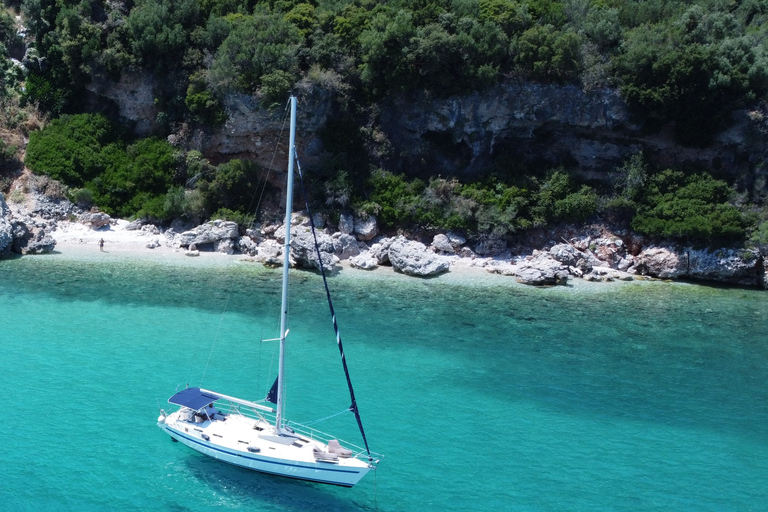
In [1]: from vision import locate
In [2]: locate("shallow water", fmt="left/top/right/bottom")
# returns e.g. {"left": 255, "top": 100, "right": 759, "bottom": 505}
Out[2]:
{"left": 1, "top": 252, "right": 767, "bottom": 511}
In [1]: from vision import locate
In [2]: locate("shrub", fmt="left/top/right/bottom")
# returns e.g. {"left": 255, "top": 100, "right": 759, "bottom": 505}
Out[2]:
{"left": 25, "top": 113, "right": 118, "bottom": 186}
{"left": 631, "top": 170, "right": 748, "bottom": 243}
{"left": 185, "top": 73, "right": 227, "bottom": 126}
{"left": 70, "top": 187, "right": 94, "bottom": 208}
{"left": 211, "top": 207, "right": 254, "bottom": 230}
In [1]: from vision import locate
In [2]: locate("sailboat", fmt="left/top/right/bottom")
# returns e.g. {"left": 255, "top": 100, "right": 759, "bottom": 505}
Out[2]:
{"left": 157, "top": 97, "right": 378, "bottom": 487}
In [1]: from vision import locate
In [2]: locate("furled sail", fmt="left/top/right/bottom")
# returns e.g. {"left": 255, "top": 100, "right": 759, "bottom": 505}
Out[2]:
{"left": 266, "top": 377, "right": 279, "bottom": 404}
{"left": 295, "top": 158, "right": 372, "bottom": 458}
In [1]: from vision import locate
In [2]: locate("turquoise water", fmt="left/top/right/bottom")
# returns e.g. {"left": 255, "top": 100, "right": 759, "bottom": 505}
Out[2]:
{"left": 1, "top": 252, "right": 767, "bottom": 511}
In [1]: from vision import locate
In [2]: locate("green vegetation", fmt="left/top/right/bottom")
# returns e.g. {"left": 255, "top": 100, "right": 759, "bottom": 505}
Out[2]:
{"left": 16, "top": 0, "right": 768, "bottom": 136}
{"left": 25, "top": 114, "right": 180, "bottom": 218}
{"left": 24, "top": 113, "right": 279, "bottom": 222}
{"left": 631, "top": 170, "right": 749, "bottom": 243}
{"left": 7, "top": 0, "right": 767, "bottom": 247}
{"left": 361, "top": 169, "right": 598, "bottom": 236}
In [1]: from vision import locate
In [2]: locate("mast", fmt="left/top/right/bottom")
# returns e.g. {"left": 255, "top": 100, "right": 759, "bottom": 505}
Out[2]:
{"left": 275, "top": 96, "right": 297, "bottom": 434}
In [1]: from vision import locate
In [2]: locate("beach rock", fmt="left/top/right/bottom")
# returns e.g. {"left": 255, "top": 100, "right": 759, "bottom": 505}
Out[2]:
{"left": 369, "top": 237, "right": 394, "bottom": 264}
{"left": 177, "top": 220, "right": 239, "bottom": 246}
{"left": 126, "top": 218, "right": 146, "bottom": 231}
{"left": 515, "top": 265, "right": 569, "bottom": 286}
{"left": 549, "top": 243, "right": 583, "bottom": 267}
{"left": 484, "top": 260, "right": 518, "bottom": 276}
{"left": 291, "top": 230, "right": 339, "bottom": 270}
{"left": 140, "top": 224, "right": 161, "bottom": 235}
{"left": 549, "top": 243, "right": 600, "bottom": 272}
{"left": 349, "top": 251, "right": 379, "bottom": 270}
{"left": 488, "top": 250, "right": 568, "bottom": 285}
{"left": 333, "top": 233, "right": 362, "bottom": 259}
{"left": 80, "top": 212, "right": 111, "bottom": 229}
{"left": 0, "top": 217, "right": 13, "bottom": 256}
{"left": 685, "top": 247, "right": 763, "bottom": 286}
{"left": 257, "top": 239, "right": 283, "bottom": 266}
{"left": 0, "top": 192, "right": 9, "bottom": 217}
{"left": 244, "top": 228, "right": 263, "bottom": 244}
{"left": 237, "top": 235, "right": 259, "bottom": 256}
{"left": 632, "top": 247, "right": 684, "bottom": 279}
{"left": 339, "top": 213, "right": 354, "bottom": 235}
{"left": 215, "top": 238, "right": 235, "bottom": 254}
{"left": 585, "top": 266, "right": 633, "bottom": 282}
{"left": 146, "top": 238, "right": 161, "bottom": 249}
{"left": 16, "top": 226, "right": 56, "bottom": 254}
{"left": 762, "top": 263, "right": 768, "bottom": 289}
{"left": 431, "top": 233, "right": 455, "bottom": 253}
{"left": 30, "top": 195, "right": 78, "bottom": 220}
{"left": 591, "top": 236, "right": 627, "bottom": 268}
{"left": 353, "top": 215, "right": 378, "bottom": 241}
{"left": 617, "top": 256, "right": 635, "bottom": 271}
{"left": 387, "top": 236, "right": 450, "bottom": 276}
{"left": 447, "top": 232, "right": 466, "bottom": 248}
{"left": 262, "top": 223, "right": 279, "bottom": 236}
{"left": 273, "top": 212, "right": 311, "bottom": 242}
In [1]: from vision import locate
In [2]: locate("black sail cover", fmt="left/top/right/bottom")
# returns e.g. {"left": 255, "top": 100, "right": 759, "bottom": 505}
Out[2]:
{"left": 266, "top": 376, "right": 279, "bottom": 404}
{"left": 295, "top": 159, "right": 372, "bottom": 458}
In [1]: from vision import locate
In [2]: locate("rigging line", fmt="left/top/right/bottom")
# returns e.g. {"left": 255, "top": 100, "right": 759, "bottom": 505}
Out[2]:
{"left": 298, "top": 408, "right": 351, "bottom": 426}
{"left": 199, "top": 290, "right": 234, "bottom": 387}
{"left": 246, "top": 99, "right": 292, "bottom": 228}
{"left": 184, "top": 351, "right": 197, "bottom": 388}
{"left": 295, "top": 153, "right": 373, "bottom": 459}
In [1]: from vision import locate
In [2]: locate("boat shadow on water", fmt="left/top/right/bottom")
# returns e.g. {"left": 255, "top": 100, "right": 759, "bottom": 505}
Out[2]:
{"left": 179, "top": 455, "right": 375, "bottom": 512}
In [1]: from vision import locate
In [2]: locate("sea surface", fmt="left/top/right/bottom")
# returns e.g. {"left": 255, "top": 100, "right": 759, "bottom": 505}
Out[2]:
{"left": 1, "top": 250, "right": 767, "bottom": 511}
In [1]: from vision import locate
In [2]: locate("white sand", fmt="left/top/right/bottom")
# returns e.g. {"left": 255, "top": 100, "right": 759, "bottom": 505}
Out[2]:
{"left": 48, "top": 220, "right": 248, "bottom": 269}
{"left": 46, "top": 221, "right": 644, "bottom": 291}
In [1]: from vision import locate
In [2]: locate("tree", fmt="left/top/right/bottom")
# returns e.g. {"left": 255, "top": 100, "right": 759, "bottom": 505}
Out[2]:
{"left": 209, "top": 10, "right": 302, "bottom": 93}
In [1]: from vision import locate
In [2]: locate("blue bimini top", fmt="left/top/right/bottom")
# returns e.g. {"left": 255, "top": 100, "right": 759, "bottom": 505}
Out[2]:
{"left": 168, "top": 387, "right": 221, "bottom": 411}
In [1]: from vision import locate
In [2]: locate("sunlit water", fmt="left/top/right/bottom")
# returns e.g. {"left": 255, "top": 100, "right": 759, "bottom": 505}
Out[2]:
{"left": 1, "top": 250, "right": 767, "bottom": 511}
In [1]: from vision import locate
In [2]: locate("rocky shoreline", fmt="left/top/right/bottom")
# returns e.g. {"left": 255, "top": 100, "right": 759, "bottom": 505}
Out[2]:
{"left": 2, "top": 190, "right": 766, "bottom": 288}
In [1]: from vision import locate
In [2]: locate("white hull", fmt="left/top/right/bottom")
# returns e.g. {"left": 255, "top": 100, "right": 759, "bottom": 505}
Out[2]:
{"left": 159, "top": 410, "right": 371, "bottom": 487}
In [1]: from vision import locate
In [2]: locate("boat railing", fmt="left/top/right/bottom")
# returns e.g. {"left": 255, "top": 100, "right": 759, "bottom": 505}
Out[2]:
{"left": 215, "top": 400, "right": 381, "bottom": 463}
{"left": 284, "top": 420, "right": 381, "bottom": 462}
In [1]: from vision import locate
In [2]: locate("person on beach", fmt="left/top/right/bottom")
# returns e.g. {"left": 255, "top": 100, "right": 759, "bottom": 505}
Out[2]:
{"left": 99, "top": 238, "right": 105, "bottom": 251}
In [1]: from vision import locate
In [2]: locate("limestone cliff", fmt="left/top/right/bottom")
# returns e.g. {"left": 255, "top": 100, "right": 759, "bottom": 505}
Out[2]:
{"left": 85, "top": 72, "right": 768, "bottom": 188}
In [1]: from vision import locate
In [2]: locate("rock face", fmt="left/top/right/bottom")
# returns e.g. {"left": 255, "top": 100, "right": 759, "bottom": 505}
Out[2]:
{"left": 487, "top": 250, "right": 569, "bottom": 286}
{"left": 631, "top": 247, "right": 764, "bottom": 286}
{"left": 349, "top": 251, "right": 379, "bottom": 270}
{"left": 79, "top": 212, "right": 111, "bottom": 229}
{"left": 632, "top": 247, "right": 684, "bottom": 279}
{"left": 353, "top": 215, "right": 378, "bottom": 241}
{"left": 378, "top": 84, "right": 768, "bottom": 181}
{"left": 387, "top": 236, "right": 450, "bottom": 276}
{"left": 333, "top": 233, "right": 362, "bottom": 259}
{"left": 0, "top": 193, "right": 11, "bottom": 256}
{"left": 1, "top": 192, "right": 57, "bottom": 256}
{"left": 291, "top": 230, "right": 339, "bottom": 270}
{"left": 83, "top": 73, "right": 768, "bottom": 185}
{"left": 177, "top": 220, "right": 239, "bottom": 247}
{"left": 86, "top": 69, "right": 158, "bottom": 136}
{"left": 0, "top": 217, "right": 12, "bottom": 256}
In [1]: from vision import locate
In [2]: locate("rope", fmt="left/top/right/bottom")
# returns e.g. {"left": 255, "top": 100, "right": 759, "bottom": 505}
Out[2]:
{"left": 199, "top": 291, "right": 233, "bottom": 387}
{"left": 246, "top": 98, "right": 292, "bottom": 229}
{"left": 299, "top": 408, "right": 351, "bottom": 426}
